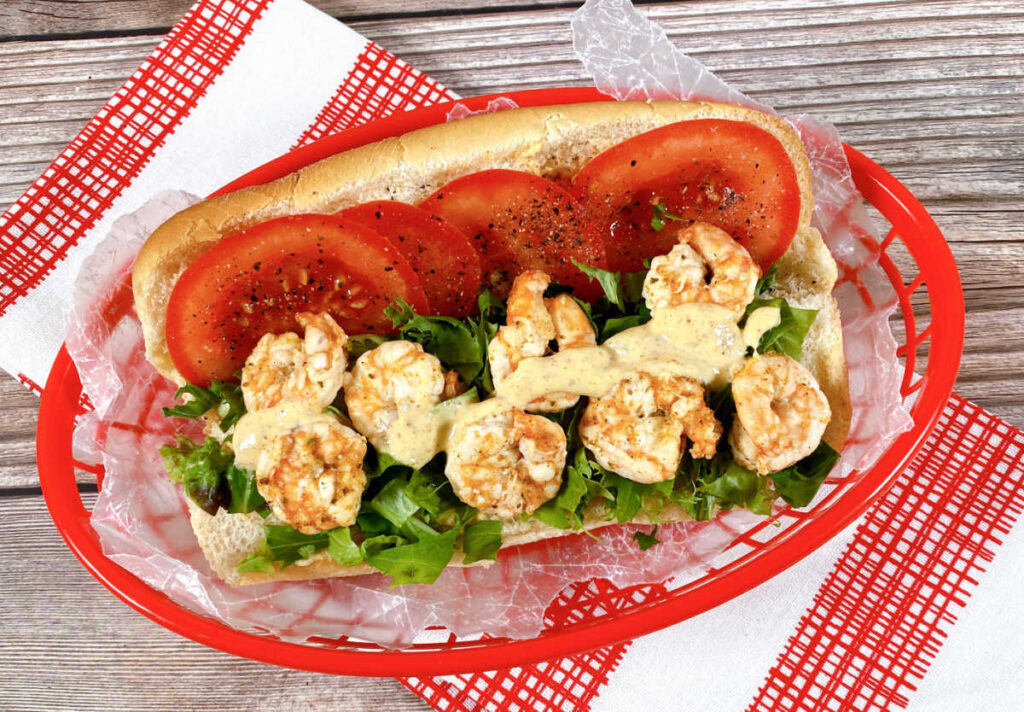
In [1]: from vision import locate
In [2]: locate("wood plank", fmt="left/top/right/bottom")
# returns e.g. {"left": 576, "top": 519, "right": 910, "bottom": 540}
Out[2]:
{"left": 0, "top": 0, "right": 578, "bottom": 39}
{"left": 0, "top": 493, "right": 429, "bottom": 711}
{"left": 3, "top": 0, "right": 1017, "bottom": 40}
{"left": 0, "top": 372, "right": 39, "bottom": 488}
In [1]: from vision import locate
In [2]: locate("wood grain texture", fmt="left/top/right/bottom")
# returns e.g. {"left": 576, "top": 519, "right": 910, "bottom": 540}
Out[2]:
{"left": 0, "top": 0, "right": 586, "bottom": 39}
{"left": 0, "top": 1, "right": 1021, "bottom": 708}
{"left": 0, "top": 372, "right": 39, "bottom": 488}
{"left": 0, "top": 494, "right": 429, "bottom": 712}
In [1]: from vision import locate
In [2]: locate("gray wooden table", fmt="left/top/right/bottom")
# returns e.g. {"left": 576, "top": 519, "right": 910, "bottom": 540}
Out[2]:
{"left": 1, "top": 1, "right": 1021, "bottom": 709}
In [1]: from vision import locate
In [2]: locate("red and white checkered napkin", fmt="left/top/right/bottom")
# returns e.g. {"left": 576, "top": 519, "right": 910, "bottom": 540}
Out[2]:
{"left": 0, "top": 0, "right": 453, "bottom": 391}
{"left": 404, "top": 395, "right": 1024, "bottom": 711}
{"left": 6, "top": 0, "right": 1024, "bottom": 708}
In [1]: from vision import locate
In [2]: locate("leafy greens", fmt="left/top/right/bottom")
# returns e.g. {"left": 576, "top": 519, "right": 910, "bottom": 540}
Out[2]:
{"left": 385, "top": 295, "right": 507, "bottom": 396}
{"left": 162, "top": 251, "right": 839, "bottom": 583}
{"left": 238, "top": 457, "right": 504, "bottom": 586}
{"left": 159, "top": 436, "right": 267, "bottom": 516}
{"left": 743, "top": 298, "right": 818, "bottom": 361}
{"left": 162, "top": 379, "right": 246, "bottom": 432}
{"left": 571, "top": 261, "right": 651, "bottom": 342}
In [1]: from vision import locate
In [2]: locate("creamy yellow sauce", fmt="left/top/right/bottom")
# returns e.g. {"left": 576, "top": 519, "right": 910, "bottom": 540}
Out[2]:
{"left": 381, "top": 390, "right": 481, "bottom": 468}
{"left": 498, "top": 303, "right": 744, "bottom": 405}
{"left": 232, "top": 401, "right": 330, "bottom": 470}
{"left": 231, "top": 303, "right": 783, "bottom": 471}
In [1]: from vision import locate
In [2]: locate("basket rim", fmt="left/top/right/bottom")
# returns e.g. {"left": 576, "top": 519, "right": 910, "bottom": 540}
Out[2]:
{"left": 36, "top": 87, "right": 964, "bottom": 677}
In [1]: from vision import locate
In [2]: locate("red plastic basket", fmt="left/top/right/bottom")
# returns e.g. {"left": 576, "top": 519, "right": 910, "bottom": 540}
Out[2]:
{"left": 36, "top": 88, "right": 964, "bottom": 676}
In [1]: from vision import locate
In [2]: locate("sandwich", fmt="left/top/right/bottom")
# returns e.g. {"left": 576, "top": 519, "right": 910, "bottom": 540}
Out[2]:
{"left": 134, "top": 100, "right": 850, "bottom": 586}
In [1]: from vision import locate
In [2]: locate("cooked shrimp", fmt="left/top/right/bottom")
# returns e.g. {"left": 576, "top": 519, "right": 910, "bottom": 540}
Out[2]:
{"left": 254, "top": 413, "right": 367, "bottom": 534}
{"left": 442, "top": 371, "right": 466, "bottom": 401}
{"left": 488, "top": 271, "right": 597, "bottom": 412}
{"left": 241, "top": 312, "right": 348, "bottom": 412}
{"left": 729, "top": 353, "right": 831, "bottom": 474}
{"left": 580, "top": 371, "right": 722, "bottom": 484}
{"left": 547, "top": 293, "right": 597, "bottom": 349}
{"left": 344, "top": 340, "right": 445, "bottom": 452}
{"left": 642, "top": 222, "right": 759, "bottom": 320}
{"left": 445, "top": 405, "right": 567, "bottom": 520}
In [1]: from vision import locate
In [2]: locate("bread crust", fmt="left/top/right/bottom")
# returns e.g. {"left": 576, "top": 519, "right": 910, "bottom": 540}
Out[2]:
{"left": 135, "top": 100, "right": 850, "bottom": 585}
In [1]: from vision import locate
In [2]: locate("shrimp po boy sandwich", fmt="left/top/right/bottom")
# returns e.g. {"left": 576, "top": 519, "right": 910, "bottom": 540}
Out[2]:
{"left": 134, "top": 100, "right": 850, "bottom": 586}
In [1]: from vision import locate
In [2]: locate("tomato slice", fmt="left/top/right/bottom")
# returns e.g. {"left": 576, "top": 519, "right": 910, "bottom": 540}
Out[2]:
{"left": 338, "top": 201, "right": 481, "bottom": 318}
{"left": 422, "top": 169, "right": 609, "bottom": 301}
{"left": 166, "top": 214, "right": 429, "bottom": 385}
{"left": 574, "top": 119, "right": 801, "bottom": 272}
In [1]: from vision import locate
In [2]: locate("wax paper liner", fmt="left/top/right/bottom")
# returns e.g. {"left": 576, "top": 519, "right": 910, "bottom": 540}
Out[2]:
{"left": 66, "top": 0, "right": 911, "bottom": 649}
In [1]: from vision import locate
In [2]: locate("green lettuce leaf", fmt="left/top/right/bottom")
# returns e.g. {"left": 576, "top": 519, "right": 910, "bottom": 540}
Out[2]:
{"left": 327, "top": 527, "right": 364, "bottom": 567}
{"left": 226, "top": 463, "right": 267, "bottom": 514}
{"left": 386, "top": 299, "right": 483, "bottom": 384}
{"left": 573, "top": 259, "right": 627, "bottom": 309}
{"left": 602, "top": 472, "right": 673, "bottom": 523}
{"left": 304, "top": 464, "right": 498, "bottom": 584}
{"left": 671, "top": 446, "right": 774, "bottom": 524}
{"left": 160, "top": 436, "right": 268, "bottom": 516}
{"left": 264, "top": 525, "right": 330, "bottom": 567}
{"left": 571, "top": 260, "right": 648, "bottom": 312}
{"left": 531, "top": 458, "right": 590, "bottom": 529}
{"left": 700, "top": 461, "right": 775, "bottom": 516}
{"left": 369, "top": 477, "right": 423, "bottom": 535}
{"left": 364, "top": 450, "right": 407, "bottom": 478}
{"left": 529, "top": 447, "right": 676, "bottom": 530}
{"left": 471, "top": 290, "right": 506, "bottom": 395}
{"left": 477, "top": 289, "right": 507, "bottom": 322}
{"left": 570, "top": 261, "right": 651, "bottom": 343}
{"left": 236, "top": 554, "right": 274, "bottom": 574}
{"left": 347, "top": 334, "right": 389, "bottom": 360}
{"left": 755, "top": 263, "right": 779, "bottom": 294}
{"left": 770, "top": 440, "right": 841, "bottom": 507}
{"left": 363, "top": 527, "right": 459, "bottom": 586}
{"left": 461, "top": 520, "right": 503, "bottom": 564}
{"left": 599, "top": 310, "right": 650, "bottom": 341}
{"left": 406, "top": 466, "right": 456, "bottom": 521}
{"left": 159, "top": 436, "right": 231, "bottom": 515}
{"left": 162, "top": 380, "right": 246, "bottom": 432}
{"left": 744, "top": 297, "right": 818, "bottom": 361}
{"left": 633, "top": 525, "right": 660, "bottom": 550}
{"left": 356, "top": 511, "right": 394, "bottom": 536}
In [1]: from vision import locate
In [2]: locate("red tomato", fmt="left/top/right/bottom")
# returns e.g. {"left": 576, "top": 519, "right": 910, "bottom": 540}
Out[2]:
{"left": 338, "top": 201, "right": 481, "bottom": 317}
{"left": 574, "top": 119, "right": 801, "bottom": 272}
{"left": 422, "top": 169, "right": 609, "bottom": 301}
{"left": 166, "top": 214, "right": 429, "bottom": 385}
